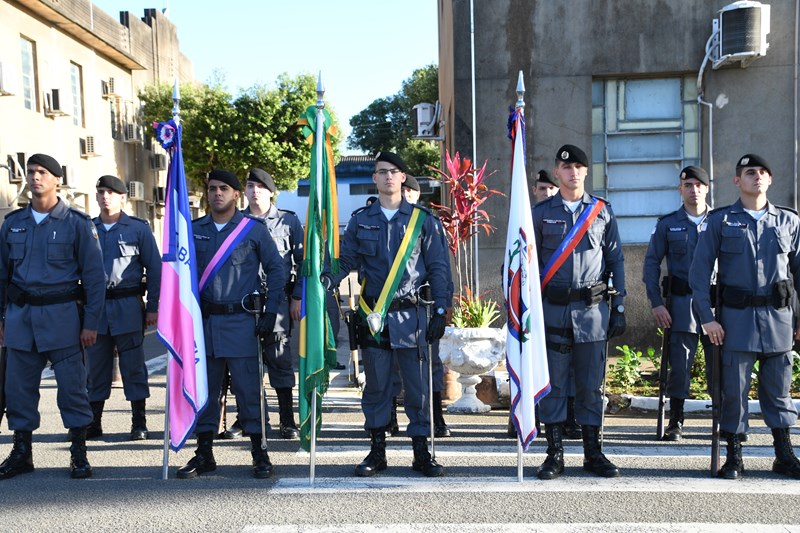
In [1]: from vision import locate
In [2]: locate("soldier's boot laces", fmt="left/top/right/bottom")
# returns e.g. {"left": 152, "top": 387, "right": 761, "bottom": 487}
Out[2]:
{"left": 0, "top": 431, "right": 34, "bottom": 480}
{"left": 68, "top": 427, "right": 92, "bottom": 479}
{"left": 250, "top": 434, "right": 274, "bottom": 479}
{"left": 276, "top": 388, "right": 299, "bottom": 440}
{"left": 433, "top": 391, "right": 451, "bottom": 438}
{"left": 563, "top": 397, "right": 582, "bottom": 440}
{"left": 177, "top": 431, "right": 217, "bottom": 479}
{"left": 771, "top": 427, "right": 800, "bottom": 479}
{"left": 582, "top": 425, "right": 621, "bottom": 478}
{"left": 355, "top": 429, "right": 388, "bottom": 477}
{"left": 663, "top": 397, "right": 684, "bottom": 442}
{"left": 537, "top": 424, "right": 565, "bottom": 480}
{"left": 411, "top": 436, "right": 444, "bottom": 478}
{"left": 130, "top": 399, "right": 149, "bottom": 441}
{"left": 719, "top": 431, "right": 744, "bottom": 480}
{"left": 85, "top": 401, "right": 105, "bottom": 440}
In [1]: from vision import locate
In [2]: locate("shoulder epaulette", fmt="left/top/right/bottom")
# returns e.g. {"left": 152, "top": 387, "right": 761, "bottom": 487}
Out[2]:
{"left": 412, "top": 204, "right": 434, "bottom": 217}
{"left": 278, "top": 208, "right": 297, "bottom": 216}
{"left": 591, "top": 194, "right": 610, "bottom": 205}
{"left": 776, "top": 205, "right": 799, "bottom": 216}
{"left": 656, "top": 208, "right": 681, "bottom": 222}
{"left": 68, "top": 207, "right": 92, "bottom": 220}
{"left": 351, "top": 205, "right": 369, "bottom": 217}
{"left": 243, "top": 213, "right": 262, "bottom": 222}
{"left": 4, "top": 207, "right": 26, "bottom": 219}
{"left": 129, "top": 215, "right": 150, "bottom": 226}
{"left": 708, "top": 204, "right": 732, "bottom": 216}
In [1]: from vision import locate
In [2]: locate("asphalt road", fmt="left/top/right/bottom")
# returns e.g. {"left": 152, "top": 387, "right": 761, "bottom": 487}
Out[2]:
{"left": 2, "top": 327, "right": 800, "bottom": 532}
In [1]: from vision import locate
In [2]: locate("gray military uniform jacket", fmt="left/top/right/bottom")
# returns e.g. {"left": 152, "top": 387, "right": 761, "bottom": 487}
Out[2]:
{"left": 690, "top": 200, "right": 800, "bottom": 353}
{"left": 93, "top": 212, "right": 161, "bottom": 335}
{"left": 643, "top": 206, "right": 709, "bottom": 334}
{"left": 333, "top": 198, "right": 450, "bottom": 349}
{"left": 0, "top": 200, "right": 106, "bottom": 351}
{"left": 532, "top": 192, "right": 625, "bottom": 343}
{"left": 244, "top": 204, "right": 304, "bottom": 333}
{"left": 193, "top": 210, "right": 286, "bottom": 358}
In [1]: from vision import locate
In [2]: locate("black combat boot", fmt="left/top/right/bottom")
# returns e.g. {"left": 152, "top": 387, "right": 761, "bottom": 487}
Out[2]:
{"left": 718, "top": 430, "right": 744, "bottom": 480}
{"left": 276, "top": 388, "right": 299, "bottom": 440}
{"left": 771, "top": 427, "right": 800, "bottom": 479}
{"left": 177, "top": 431, "right": 217, "bottom": 479}
{"left": 582, "top": 425, "right": 621, "bottom": 478}
{"left": 68, "top": 427, "right": 92, "bottom": 479}
{"left": 385, "top": 397, "right": 400, "bottom": 438}
{"left": 663, "top": 397, "right": 684, "bottom": 441}
{"left": 249, "top": 434, "right": 274, "bottom": 479}
{"left": 563, "top": 397, "right": 582, "bottom": 440}
{"left": 0, "top": 431, "right": 34, "bottom": 480}
{"left": 223, "top": 418, "right": 245, "bottom": 439}
{"left": 130, "top": 399, "right": 149, "bottom": 441}
{"left": 538, "top": 424, "right": 565, "bottom": 480}
{"left": 411, "top": 436, "right": 444, "bottom": 477}
{"left": 355, "top": 429, "right": 388, "bottom": 477}
{"left": 85, "top": 401, "right": 105, "bottom": 439}
{"left": 433, "top": 391, "right": 451, "bottom": 438}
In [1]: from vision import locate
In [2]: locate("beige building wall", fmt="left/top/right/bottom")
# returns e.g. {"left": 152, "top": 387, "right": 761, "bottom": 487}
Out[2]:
{"left": 0, "top": 0, "right": 194, "bottom": 243}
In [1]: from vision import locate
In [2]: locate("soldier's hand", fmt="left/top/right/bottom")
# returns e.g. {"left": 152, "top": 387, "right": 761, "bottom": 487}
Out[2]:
{"left": 607, "top": 311, "right": 626, "bottom": 339}
{"left": 80, "top": 328, "right": 98, "bottom": 348}
{"left": 145, "top": 312, "right": 158, "bottom": 327}
{"left": 651, "top": 305, "right": 672, "bottom": 329}
{"left": 290, "top": 298, "right": 302, "bottom": 321}
{"left": 703, "top": 321, "right": 725, "bottom": 346}
{"left": 256, "top": 312, "right": 277, "bottom": 339}
{"left": 426, "top": 314, "right": 446, "bottom": 343}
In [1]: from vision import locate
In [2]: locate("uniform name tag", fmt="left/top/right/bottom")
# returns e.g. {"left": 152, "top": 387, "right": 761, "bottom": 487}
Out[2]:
{"left": 194, "top": 234, "right": 210, "bottom": 241}
{"left": 9, "top": 227, "right": 26, "bottom": 233}
{"left": 358, "top": 224, "right": 380, "bottom": 230}
{"left": 543, "top": 219, "right": 565, "bottom": 225}
{"left": 668, "top": 227, "right": 686, "bottom": 232}
{"left": 725, "top": 221, "right": 747, "bottom": 227}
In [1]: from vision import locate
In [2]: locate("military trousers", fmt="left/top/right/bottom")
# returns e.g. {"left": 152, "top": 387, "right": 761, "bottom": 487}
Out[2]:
{"left": 198, "top": 355, "right": 265, "bottom": 435}
{"left": 362, "top": 344, "right": 429, "bottom": 437}
{"left": 262, "top": 334, "right": 296, "bottom": 390}
{"left": 665, "top": 331, "right": 712, "bottom": 399}
{"left": 6, "top": 345, "right": 92, "bottom": 431}
{"left": 86, "top": 331, "right": 149, "bottom": 402}
{"left": 539, "top": 340, "right": 606, "bottom": 427}
{"left": 720, "top": 349, "right": 798, "bottom": 434}
{"left": 391, "top": 340, "right": 443, "bottom": 396}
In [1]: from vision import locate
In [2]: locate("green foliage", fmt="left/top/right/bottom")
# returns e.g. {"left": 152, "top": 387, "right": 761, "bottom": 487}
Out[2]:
{"left": 451, "top": 288, "right": 499, "bottom": 328}
{"left": 608, "top": 345, "right": 644, "bottom": 393}
{"left": 347, "top": 65, "right": 439, "bottom": 176}
{"left": 139, "top": 73, "right": 338, "bottom": 194}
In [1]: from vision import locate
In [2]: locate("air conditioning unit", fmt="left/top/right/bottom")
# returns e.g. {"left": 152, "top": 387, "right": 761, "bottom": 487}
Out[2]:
{"left": 44, "top": 89, "right": 67, "bottom": 117}
{"left": 128, "top": 180, "right": 145, "bottom": 201}
{"left": 123, "top": 123, "right": 140, "bottom": 143}
{"left": 102, "top": 77, "right": 119, "bottom": 99}
{"left": 150, "top": 153, "right": 167, "bottom": 170}
{"left": 189, "top": 197, "right": 201, "bottom": 208}
{"left": 154, "top": 186, "right": 166, "bottom": 203}
{"left": 713, "top": 1, "right": 771, "bottom": 69}
{"left": 80, "top": 136, "right": 98, "bottom": 158}
{"left": 0, "top": 62, "right": 17, "bottom": 96}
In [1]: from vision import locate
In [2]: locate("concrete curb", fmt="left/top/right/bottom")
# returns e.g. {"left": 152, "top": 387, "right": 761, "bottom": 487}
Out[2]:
{"left": 623, "top": 395, "right": 800, "bottom": 414}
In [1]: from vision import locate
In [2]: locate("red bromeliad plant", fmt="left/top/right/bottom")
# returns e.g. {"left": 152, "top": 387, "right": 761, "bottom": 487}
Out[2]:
{"left": 428, "top": 151, "right": 504, "bottom": 327}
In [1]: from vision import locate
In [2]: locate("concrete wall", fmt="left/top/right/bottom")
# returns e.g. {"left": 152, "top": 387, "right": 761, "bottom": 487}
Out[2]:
{"left": 444, "top": 0, "right": 799, "bottom": 350}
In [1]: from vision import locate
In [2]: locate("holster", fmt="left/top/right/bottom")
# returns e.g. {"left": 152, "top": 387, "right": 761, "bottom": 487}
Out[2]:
{"left": 345, "top": 310, "right": 362, "bottom": 351}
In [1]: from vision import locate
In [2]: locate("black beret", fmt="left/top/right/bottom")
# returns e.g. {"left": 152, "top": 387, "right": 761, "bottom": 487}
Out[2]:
{"left": 679, "top": 166, "right": 709, "bottom": 186}
{"left": 403, "top": 174, "right": 420, "bottom": 191}
{"left": 555, "top": 144, "right": 589, "bottom": 167}
{"left": 207, "top": 169, "right": 241, "bottom": 191}
{"left": 248, "top": 168, "right": 276, "bottom": 192}
{"left": 536, "top": 169, "right": 558, "bottom": 187}
{"left": 736, "top": 153, "right": 772, "bottom": 176}
{"left": 96, "top": 175, "right": 128, "bottom": 194}
{"left": 375, "top": 151, "right": 407, "bottom": 173}
{"left": 27, "top": 153, "right": 62, "bottom": 177}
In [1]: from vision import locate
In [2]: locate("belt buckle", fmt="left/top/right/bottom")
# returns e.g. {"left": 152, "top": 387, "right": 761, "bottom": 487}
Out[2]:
{"left": 225, "top": 303, "right": 236, "bottom": 314}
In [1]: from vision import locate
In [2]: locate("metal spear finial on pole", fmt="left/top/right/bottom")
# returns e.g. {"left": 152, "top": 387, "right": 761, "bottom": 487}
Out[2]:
{"left": 172, "top": 79, "right": 181, "bottom": 125}
{"left": 516, "top": 70, "right": 525, "bottom": 111}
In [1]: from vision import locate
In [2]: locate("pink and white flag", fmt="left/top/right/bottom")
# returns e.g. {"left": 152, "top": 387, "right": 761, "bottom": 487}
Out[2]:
{"left": 503, "top": 108, "right": 550, "bottom": 451}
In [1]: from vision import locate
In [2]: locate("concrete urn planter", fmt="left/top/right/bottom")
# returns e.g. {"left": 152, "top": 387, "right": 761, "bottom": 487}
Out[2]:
{"left": 438, "top": 326, "right": 506, "bottom": 413}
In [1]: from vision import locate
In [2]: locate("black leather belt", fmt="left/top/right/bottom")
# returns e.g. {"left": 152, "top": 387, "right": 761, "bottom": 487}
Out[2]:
{"left": 105, "top": 285, "right": 144, "bottom": 300}
{"left": 546, "top": 340, "right": 572, "bottom": 354}
{"left": 7, "top": 284, "right": 80, "bottom": 306}
{"left": 543, "top": 282, "right": 607, "bottom": 306}
{"left": 362, "top": 295, "right": 418, "bottom": 312}
{"left": 201, "top": 302, "right": 249, "bottom": 316}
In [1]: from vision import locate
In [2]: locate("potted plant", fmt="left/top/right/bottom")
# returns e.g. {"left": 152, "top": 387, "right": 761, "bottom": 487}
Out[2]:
{"left": 428, "top": 151, "right": 506, "bottom": 412}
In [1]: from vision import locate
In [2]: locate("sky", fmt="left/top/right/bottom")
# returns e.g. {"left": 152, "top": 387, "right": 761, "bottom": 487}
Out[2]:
{"left": 90, "top": 0, "right": 439, "bottom": 153}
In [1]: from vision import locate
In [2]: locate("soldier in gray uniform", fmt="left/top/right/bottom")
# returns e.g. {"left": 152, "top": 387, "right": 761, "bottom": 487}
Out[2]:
{"left": 177, "top": 169, "right": 285, "bottom": 479}
{"left": 690, "top": 153, "right": 800, "bottom": 480}
{"left": 322, "top": 151, "right": 450, "bottom": 477}
{"left": 0, "top": 153, "right": 106, "bottom": 480}
{"left": 643, "top": 166, "right": 712, "bottom": 441}
{"left": 533, "top": 145, "right": 626, "bottom": 480}
{"left": 244, "top": 167, "right": 304, "bottom": 439}
{"left": 86, "top": 175, "right": 160, "bottom": 441}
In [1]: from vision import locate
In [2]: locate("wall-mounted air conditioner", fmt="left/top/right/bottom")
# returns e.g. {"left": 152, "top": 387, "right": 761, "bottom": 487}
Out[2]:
{"left": 189, "top": 197, "right": 201, "bottom": 209}
{"left": 128, "top": 180, "right": 145, "bottom": 200}
{"left": 102, "top": 77, "right": 119, "bottom": 99}
{"left": 713, "top": 1, "right": 771, "bottom": 69}
{"left": 44, "top": 89, "right": 67, "bottom": 117}
{"left": 155, "top": 186, "right": 166, "bottom": 204}
{"left": 80, "top": 136, "right": 98, "bottom": 158}
{"left": 123, "top": 123, "right": 140, "bottom": 143}
{"left": 150, "top": 153, "right": 167, "bottom": 170}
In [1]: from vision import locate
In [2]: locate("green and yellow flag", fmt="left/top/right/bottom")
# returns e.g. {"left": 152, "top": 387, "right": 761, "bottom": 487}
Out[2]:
{"left": 297, "top": 105, "right": 339, "bottom": 452}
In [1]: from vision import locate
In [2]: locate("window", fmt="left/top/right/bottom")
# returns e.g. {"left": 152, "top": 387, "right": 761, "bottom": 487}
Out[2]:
{"left": 20, "top": 36, "right": 37, "bottom": 111}
{"left": 70, "top": 62, "right": 84, "bottom": 127}
{"left": 349, "top": 183, "right": 378, "bottom": 196}
{"left": 592, "top": 76, "right": 700, "bottom": 243}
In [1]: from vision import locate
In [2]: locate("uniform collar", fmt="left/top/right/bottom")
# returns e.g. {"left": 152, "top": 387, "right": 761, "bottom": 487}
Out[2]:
{"left": 42, "top": 198, "right": 69, "bottom": 219}
{"left": 730, "top": 198, "right": 777, "bottom": 216}
{"left": 199, "top": 208, "right": 243, "bottom": 227}
{"left": 94, "top": 211, "right": 132, "bottom": 226}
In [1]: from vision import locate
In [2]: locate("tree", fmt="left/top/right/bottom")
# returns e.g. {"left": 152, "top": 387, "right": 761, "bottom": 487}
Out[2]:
{"left": 347, "top": 65, "right": 439, "bottom": 176}
{"left": 139, "top": 73, "right": 339, "bottom": 192}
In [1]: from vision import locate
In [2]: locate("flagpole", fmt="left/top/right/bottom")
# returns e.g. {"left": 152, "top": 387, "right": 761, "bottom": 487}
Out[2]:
{"left": 161, "top": 79, "right": 180, "bottom": 481}
{"left": 309, "top": 71, "right": 325, "bottom": 487}
{"left": 514, "top": 70, "right": 525, "bottom": 483}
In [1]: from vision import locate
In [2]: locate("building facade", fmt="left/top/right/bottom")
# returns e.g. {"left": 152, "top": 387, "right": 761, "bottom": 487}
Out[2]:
{"left": 439, "top": 0, "right": 798, "bottom": 347}
{"left": 0, "top": 0, "right": 194, "bottom": 241}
